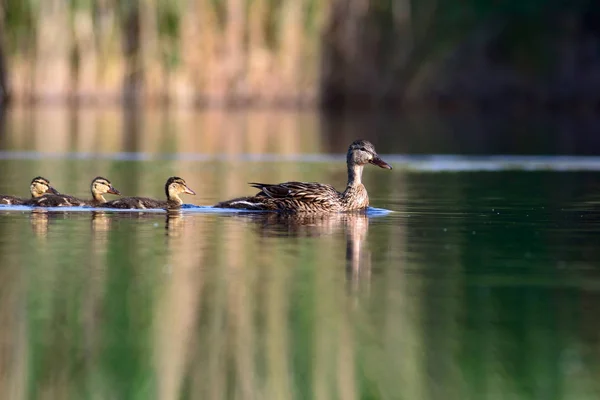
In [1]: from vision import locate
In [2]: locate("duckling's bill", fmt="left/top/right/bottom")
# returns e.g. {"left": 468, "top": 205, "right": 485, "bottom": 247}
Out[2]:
{"left": 184, "top": 185, "right": 196, "bottom": 195}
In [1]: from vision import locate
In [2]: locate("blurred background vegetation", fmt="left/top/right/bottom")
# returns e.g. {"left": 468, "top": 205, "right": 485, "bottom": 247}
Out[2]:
{"left": 0, "top": 0, "right": 599, "bottom": 109}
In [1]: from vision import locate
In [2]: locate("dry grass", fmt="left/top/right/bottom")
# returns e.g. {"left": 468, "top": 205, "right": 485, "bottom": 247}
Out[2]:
{"left": 3, "top": 3, "right": 596, "bottom": 113}
{"left": 1, "top": 0, "right": 341, "bottom": 105}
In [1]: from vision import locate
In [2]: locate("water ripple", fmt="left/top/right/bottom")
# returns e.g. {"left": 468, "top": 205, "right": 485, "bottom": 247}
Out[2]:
{"left": 2, "top": 151, "right": 600, "bottom": 171}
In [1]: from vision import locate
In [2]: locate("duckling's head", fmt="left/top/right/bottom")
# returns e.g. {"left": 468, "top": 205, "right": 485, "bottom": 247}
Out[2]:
{"left": 347, "top": 139, "right": 392, "bottom": 170}
{"left": 30, "top": 176, "right": 59, "bottom": 197}
{"left": 91, "top": 177, "right": 121, "bottom": 201}
{"left": 165, "top": 177, "right": 196, "bottom": 204}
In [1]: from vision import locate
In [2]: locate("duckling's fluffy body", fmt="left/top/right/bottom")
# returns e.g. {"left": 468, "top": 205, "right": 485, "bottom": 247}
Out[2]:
{"left": 102, "top": 177, "right": 195, "bottom": 210}
{"left": 0, "top": 177, "right": 59, "bottom": 205}
{"left": 27, "top": 194, "right": 88, "bottom": 207}
{"left": 0, "top": 194, "right": 31, "bottom": 206}
{"left": 25, "top": 177, "right": 120, "bottom": 207}
{"left": 101, "top": 197, "right": 171, "bottom": 210}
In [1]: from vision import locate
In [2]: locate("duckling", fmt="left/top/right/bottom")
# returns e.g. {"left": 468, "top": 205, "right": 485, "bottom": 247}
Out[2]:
{"left": 101, "top": 177, "right": 196, "bottom": 210}
{"left": 0, "top": 176, "right": 60, "bottom": 205}
{"left": 214, "top": 139, "right": 392, "bottom": 213}
{"left": 25, "top": 177, "right": 120, "bottom": 207}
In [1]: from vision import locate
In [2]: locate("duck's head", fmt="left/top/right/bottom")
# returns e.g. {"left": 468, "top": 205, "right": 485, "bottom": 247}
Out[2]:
{"left": 91, "top": 177, "right": 121, "bottom": 201}
{"left": 165, "top": 177, "right": 196, "bottom": 204}
{"left": 347, "top": 140, "right": 392, "bottom": 170}
{"left": 30, "top": 176, "right": 59, "bottom": 197}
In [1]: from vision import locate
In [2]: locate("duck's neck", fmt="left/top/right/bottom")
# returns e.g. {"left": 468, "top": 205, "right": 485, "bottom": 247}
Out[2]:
{"left": 92, "top": 193, "right": 106, "bottom": 203}
{"left": 347, "top": 163, "right": 364, "bottom": 188}
{"left": 343, "top": 162, "right": 369, "bottom": 209}
{"left": 168, "top": 193, "right": 183, "bottom": 206}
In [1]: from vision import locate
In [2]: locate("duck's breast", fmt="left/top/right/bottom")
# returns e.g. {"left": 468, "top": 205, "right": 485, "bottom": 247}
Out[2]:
{"left": 342, "top": 185, "right": 369, "bottom": 210}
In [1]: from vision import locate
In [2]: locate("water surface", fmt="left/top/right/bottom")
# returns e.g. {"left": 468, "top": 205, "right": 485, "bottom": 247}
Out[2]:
{"left": 1, "top": 109, "right": 600, "bottom": 400}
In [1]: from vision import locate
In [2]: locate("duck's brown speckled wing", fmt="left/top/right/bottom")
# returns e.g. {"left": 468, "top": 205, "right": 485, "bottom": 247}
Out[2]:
{"left": 250, "top": 182, "right": 341, "bottom": 202}
{"left": 103, "top": 197, "right": 167, "bottom": 209}
{"left": 215, "top": 182, "right": 344, "bottom": 212}
{"left": 247, "top": 181, "right": 344, "bottom": 212}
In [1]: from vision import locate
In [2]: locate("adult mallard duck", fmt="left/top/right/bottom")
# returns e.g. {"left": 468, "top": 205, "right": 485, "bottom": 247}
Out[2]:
{"left": 214, "top": 139, "right": 392, "bottom": 213}
{"left": 0, "top": 176, "right": 60, "bottom": 205}
{"left": 101, "top": 177, "right": 196, "bottom": 210}
{"left": 25, "top": 176, "right": 120, "bottom": 207}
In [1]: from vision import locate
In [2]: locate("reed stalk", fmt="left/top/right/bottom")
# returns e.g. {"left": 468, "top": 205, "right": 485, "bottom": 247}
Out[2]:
{"left": 0, "top": 1, "right": 593, "bottom": 107}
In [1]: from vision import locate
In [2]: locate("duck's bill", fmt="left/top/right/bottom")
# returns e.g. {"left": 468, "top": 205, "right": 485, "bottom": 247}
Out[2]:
{"left": 48, "top": 186, "right": 60, "bottom": 195}
{"left": 370, "top": 156, "right": 393, "bottom": 170}
{"left": 184, "top": 185, "right": 196, "bottom": 195}
{"left": 108, "top": 187, "right": 121, "bottom": 195}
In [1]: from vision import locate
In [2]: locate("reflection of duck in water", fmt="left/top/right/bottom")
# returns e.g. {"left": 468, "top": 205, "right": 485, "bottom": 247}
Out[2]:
{"left": 0, "top": 176, "right": 59, "bottom": 205}
{"left": 238, "top": 212, "right": 364, "bottom": 237}
{"left": 102, "top": 177, "right": 196, "bottom": 210}
{"left": 343, "top": 212, "right": 371, "bottom": 285}
{"left": 231, "top": 212, "right": 372, "bottom": 281}
{"left": 214, "top": 140, "right": 392, "bottom": 212}
{"left": 26, "top": 177, "right": 120, "bottom": 207}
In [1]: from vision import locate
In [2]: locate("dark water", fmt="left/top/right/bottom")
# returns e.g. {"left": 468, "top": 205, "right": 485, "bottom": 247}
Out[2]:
{"left": 1, "top": 110, "right": 600, "bottom": 399}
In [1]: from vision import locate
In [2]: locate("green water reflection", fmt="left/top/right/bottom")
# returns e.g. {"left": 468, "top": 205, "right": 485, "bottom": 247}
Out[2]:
{"left": 1, "top": 167, "right": 600, "bottom": 399}
{"left": 1, "top": 107, "right": 598, "bottom": 156}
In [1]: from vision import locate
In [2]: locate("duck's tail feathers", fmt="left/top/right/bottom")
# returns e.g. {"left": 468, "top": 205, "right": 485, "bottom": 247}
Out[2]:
{"left": 214, "top": 197, "right": 271, "bottom": 210}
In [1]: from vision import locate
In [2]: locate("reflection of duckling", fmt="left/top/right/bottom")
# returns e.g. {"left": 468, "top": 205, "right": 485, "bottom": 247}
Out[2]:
{"left": 165, "top": 211, "right": 185, "bottom": 237}
{"left": 102, "top": 177, "right": 196, "bottom": 210}
{"left": 91, "top": 211, "right": 111, "bottom": 233}
{"left": 214, "top": 140, "right": 392, "bottom": 212}
{"left": 0, "top": 176, "right": 59, "bottom": 205}
{"left": 29, "top": 209, "right": 50, "bottom": 236}
{"left": 25, "top": 177, "right": 120, "bottom": 207}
